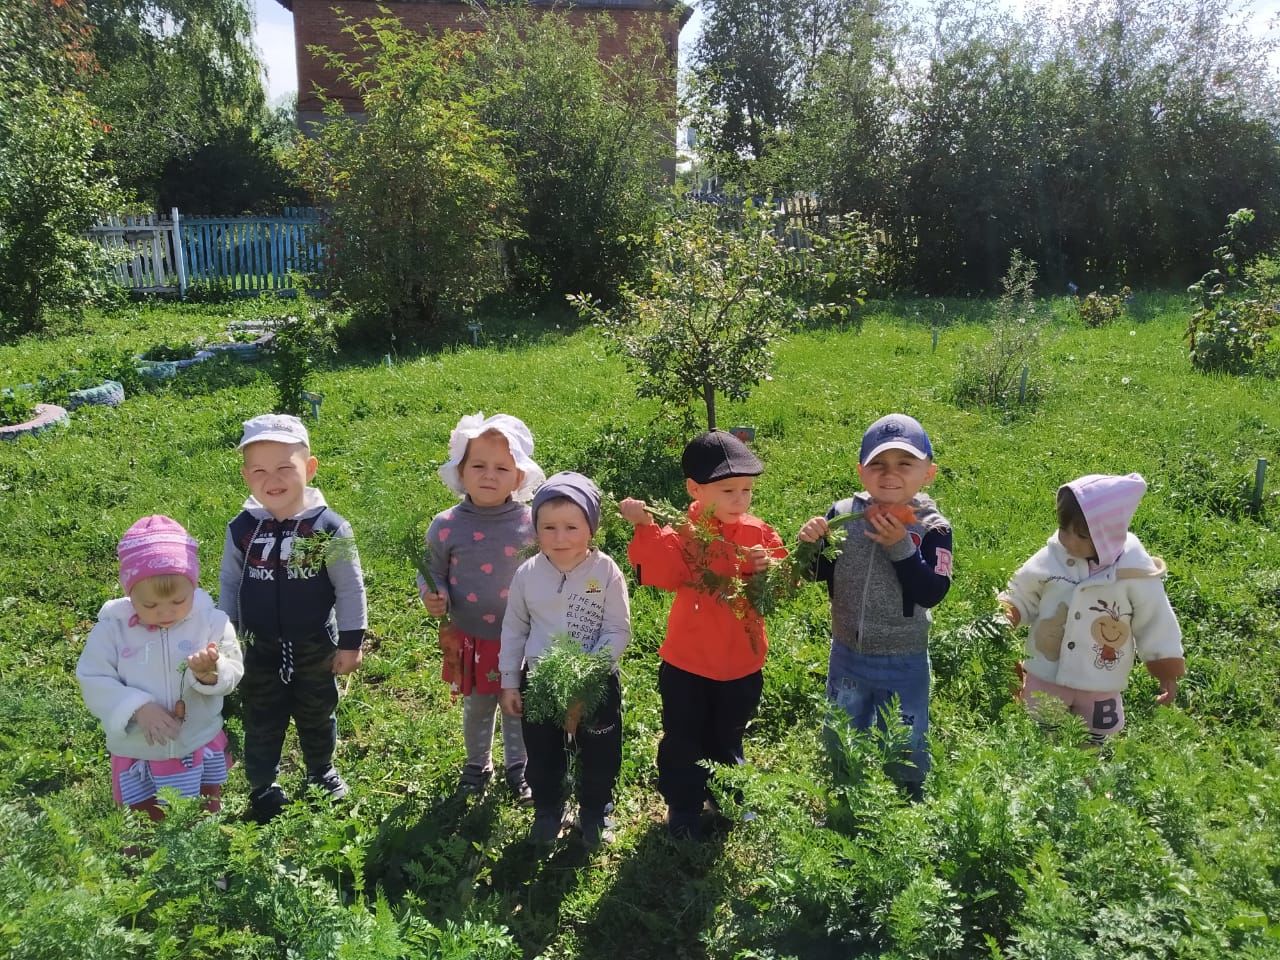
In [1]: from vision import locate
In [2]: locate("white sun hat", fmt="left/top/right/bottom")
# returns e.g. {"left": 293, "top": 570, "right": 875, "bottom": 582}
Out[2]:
{"left": 438, "top": 412, "right": 545, "bottom": 502}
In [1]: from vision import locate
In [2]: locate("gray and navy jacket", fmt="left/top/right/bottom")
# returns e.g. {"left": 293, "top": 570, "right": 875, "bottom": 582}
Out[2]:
{"left": 218, "top": 488, "right": 367, "bottom": 678}
{"left": 810, "top": 492, "right": 953, "bottom": 656}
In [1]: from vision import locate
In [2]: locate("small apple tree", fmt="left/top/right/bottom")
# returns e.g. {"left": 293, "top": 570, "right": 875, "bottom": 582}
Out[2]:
{"left": 571, "top": 200, "right": 794, "bottom": 431}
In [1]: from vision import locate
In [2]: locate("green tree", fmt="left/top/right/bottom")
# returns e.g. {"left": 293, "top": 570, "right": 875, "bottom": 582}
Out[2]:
{"left": 0, "top": 0, "right": 122, "bottom": 336}
{"left": 570, "top": 201, "right": 794, "bottom": 430}
{"left": 295, "top": 15, "right": 520, "bottom": 342}
{"left": 467, "top": 7, "right": 674, "bottom": 301}
{"left": 690, "top": 0, "right": 862, "bottom": 170}
{"left": 84, "top": 0, "right": 292, "bottom": 212}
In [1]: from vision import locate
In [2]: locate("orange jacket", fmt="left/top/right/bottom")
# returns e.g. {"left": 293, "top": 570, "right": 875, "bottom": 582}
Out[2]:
{"left": 628, "top": 502, "right": 786, "bottom": 681}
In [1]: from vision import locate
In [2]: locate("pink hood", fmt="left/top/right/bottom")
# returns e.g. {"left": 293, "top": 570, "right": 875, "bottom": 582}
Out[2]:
{"left": 1063, "top": 473, "right": 1147, "bottom": 569}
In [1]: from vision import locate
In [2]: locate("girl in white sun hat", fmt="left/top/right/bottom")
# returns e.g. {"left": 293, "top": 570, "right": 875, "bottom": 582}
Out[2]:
{"left": 417, "top": 413, "right": 545, "bottom": 803}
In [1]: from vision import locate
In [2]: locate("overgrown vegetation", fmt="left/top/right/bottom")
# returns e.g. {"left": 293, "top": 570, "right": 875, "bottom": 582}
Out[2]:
{"left": 0, "top": 294, "right": 1277, "bottom": 958}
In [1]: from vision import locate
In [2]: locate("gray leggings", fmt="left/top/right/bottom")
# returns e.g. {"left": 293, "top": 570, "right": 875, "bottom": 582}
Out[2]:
{"left": 463, "top": 693, "right": 527, "bottom": 771}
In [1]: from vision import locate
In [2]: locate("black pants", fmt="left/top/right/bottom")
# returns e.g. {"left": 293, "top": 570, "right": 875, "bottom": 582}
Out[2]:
{"left": 239, "top": 632, "right": 338, "bottom": 791}
{"left": 657, "top": 661, "right": 763, "bottom": 816}
{"left": 522, "top": 671, "right": 623, "bottom": 815}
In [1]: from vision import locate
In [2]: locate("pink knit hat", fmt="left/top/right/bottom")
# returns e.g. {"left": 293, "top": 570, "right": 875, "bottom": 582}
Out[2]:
{"left": 118, "top": 515, "right": 199, "bottom": 594}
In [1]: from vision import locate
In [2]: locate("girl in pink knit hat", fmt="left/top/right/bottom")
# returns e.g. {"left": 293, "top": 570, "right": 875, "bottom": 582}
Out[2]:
{"left": 1000, "top": 474, "right": 1184, "bottom": 744}
{"left": 76, "top": 515, "right": 244, "bottom": 820}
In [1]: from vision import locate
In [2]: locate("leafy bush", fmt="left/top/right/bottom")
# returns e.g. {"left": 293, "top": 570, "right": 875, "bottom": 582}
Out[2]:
{"left": 34, "top": 348, "right": 147, "bottom": 404}
{"left": 0, "top": 84, "right": 121, "bottom": 338}
{"left": 1186, "top": 209, "right": 1277, "bottom": 374}
{"left": 295, "top": 15, "right": 520, "bottom": 343}
{"left": 1077, "top": 286, "right": 1131, "bottom": 328}
{"left": 950, "top": 252, "right": 1050, "bottom": 410}
{"left": 264, "top": 299, "right": 338, "bottom": 417}
{"left": 571, "top": 200, "right": 796, "bottom": 429}
{"left": 469, "top": 7, "right": 672, "bottom": 301}
{"left": 0, "top": 389, "right": 37, "bottom": 427}
{"left": 787, "top": 211, "right": 890, "bottom": 329}
{"left": 139, "top": 342, "right": 199, "bottom": 362}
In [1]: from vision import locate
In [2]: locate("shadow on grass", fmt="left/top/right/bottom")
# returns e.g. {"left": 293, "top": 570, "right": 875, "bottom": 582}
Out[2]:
{"left": 362, "top": 787, "right": 501, "bottom": 919}
{"left": 570, "top": 822, "right": 730, "bottom": 960}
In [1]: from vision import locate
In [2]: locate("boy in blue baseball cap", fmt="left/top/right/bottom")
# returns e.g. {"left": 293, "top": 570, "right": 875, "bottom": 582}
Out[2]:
{"left": 797, "top": 413, "right": 954, "bottom": 801}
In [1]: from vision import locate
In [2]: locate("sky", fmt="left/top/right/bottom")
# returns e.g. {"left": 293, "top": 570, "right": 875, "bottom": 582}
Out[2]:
{"left": 252, "top": 0, "right": 1279, "bottom": 105}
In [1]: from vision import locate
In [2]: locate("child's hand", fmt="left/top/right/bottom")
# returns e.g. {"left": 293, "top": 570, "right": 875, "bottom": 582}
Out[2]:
{"left": 744, "top": 544, "right": 771, "bottom": 574}
{"left": 133, "top": 702, "right": 182, "bottom": 745}
{"left": 1155, "top": 675, "right": 1178, "bottom": 706}
{"left": 618, "top": 498, "right": 654, "bottom": 526}
{"left": 186, "top": 642, "right": 219, "bottom": 684}
{"left": 500, "top": 689, "right": 523, "bottom": 717}
{"left": 421, "top": 588, "right": 448, "bottom": 618}
{"left": 863, "top": 508, "right": 909, "bottom": 546}
{"left": 798, "top": 516, "right": 829, "bottom": 543}
{"left": 999, "top": 601, "right": 1021, "bottom": 628}
{"left": 332, "top": 648, "right": 363, "bottom": 675}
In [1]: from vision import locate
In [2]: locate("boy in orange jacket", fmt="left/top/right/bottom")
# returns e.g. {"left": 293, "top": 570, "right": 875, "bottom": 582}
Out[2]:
{"left": 619, "top": 430, "right": 785, "bottom": 840}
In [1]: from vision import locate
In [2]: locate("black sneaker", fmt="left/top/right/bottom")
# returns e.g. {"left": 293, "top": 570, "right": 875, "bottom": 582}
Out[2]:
{"left": 248, "top": 783, "right": 289, "bottom": 824}
{"left": 307, "top": 767, "right": 349, "bottom": 801}
{"left": 457, "top": 763, "right": 493, "bottom": 795}
{"left": 528, "top": 805, "right": 567, "bottom": 846}
{"left": 667, "top": 808, "right": 704, "bottom": 842}
{"left": 505, "top": 764, "right": 534, "bottom": 807}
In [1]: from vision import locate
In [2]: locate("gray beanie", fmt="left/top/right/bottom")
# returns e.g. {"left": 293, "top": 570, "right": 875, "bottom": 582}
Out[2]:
{"left": 532, "top": 471, "right": 602, "bottom": 534}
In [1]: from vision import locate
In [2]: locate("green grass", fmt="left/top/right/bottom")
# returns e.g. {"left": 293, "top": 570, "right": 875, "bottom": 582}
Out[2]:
{"left": 1, "top": 292, "right": 1278, "bottom": 958}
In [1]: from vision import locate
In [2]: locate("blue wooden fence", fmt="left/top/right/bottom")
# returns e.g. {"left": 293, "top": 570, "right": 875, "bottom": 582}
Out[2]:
{"left": 89, "top": 206, "right": 324, "bottom": 296}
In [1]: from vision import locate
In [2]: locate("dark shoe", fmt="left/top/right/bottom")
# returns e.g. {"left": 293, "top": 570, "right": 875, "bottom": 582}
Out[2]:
{"left": 528, "top": 805, "right": 567, "bottom": 845}
{"left": 307, "top": 767, "right": 349, "bottom": 801}
{"left": 578, "top": 807, "right": 615, "bottom": 849}
{"left": 248, "top": 783, "right": 289, "bottom": 824}
{"left": 457, "top": 763, "right": 493, "bottom": 795}
{"left": 667, "top": 808, "right": 703, "bottom": 842}
{"left": 505, "top": 764, "right": 534, "bottom": 807}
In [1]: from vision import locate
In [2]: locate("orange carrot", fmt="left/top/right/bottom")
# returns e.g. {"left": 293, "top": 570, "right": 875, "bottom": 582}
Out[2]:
{"left": 864, "top": 502, "right": 918, "bottom": 526}
{"left": 173, "top": 699, "right": 186, "bottom": 721}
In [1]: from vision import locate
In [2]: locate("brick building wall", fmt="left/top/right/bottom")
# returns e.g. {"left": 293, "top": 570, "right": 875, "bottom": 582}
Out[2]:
{"left": 279, "top": 1, "right": 686, "bottom": 127}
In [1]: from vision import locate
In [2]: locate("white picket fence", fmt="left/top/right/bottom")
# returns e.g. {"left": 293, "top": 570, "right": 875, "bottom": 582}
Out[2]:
{"left": 88, "top": 207, "right": 323, "bottom": 296}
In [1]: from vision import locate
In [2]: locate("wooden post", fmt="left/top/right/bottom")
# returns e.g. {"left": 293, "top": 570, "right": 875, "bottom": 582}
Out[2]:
{"left": 1253, "top": 458, "right": 1268, "bottom": 515}
{"left": 171, "top": 207, "right": 188, "bottom": 298}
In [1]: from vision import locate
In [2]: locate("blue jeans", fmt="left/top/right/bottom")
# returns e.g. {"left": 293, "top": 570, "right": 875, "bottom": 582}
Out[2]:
{"left": 825, "top": 643, "right": 931, "bottom": 785}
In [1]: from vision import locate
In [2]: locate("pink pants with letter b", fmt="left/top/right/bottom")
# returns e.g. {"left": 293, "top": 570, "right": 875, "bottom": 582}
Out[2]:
{"left": 1021, "top": 672, "right": 1125, "bottom": 743}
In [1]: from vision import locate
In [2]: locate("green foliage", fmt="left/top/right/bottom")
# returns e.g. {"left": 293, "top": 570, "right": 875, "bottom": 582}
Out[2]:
{"left": 0, "top": 388, "right": 37, "bottom": 428}
{"left": 1186, "top": 210, "right": 1277, "bottom": 375}
{"left": 295, "top": 15, "right": 520, "bottom": 343}
{"left": 787, "top": 211, "right": 891, "bottom": 328}
{"left": 264, "top": 298, "right": 338, "bottom": 417}
{"left": 138, "top": 341, "right": 199, "bottom": 362}
{"left": 0, "top": 81, "right": 120, "bottom": 337}
{"left": 696, "top": 0, "right": 1280, "bottom": 293}
{"left": 33, "top": 347, "right": 146, "bottom": 404}
{"left": 1, "top": 294, "right": 1279, "bottom": 958}
{"left": 950, "top": 252, "right": 1050, "bottom": 410}
{"left": 1077, "top": 287, "right": 1131, "bottom": 329}
{"left": 571, "top": 200, "right": 796, "bottom": 429}
{"left": 522, "top": 633, "right": 614, "bottom": 726}
{"left": 83, "top": 0, "right": 282, "bottom": 212}
{"left": 468, "top": 8, "right": 672, "bottom": 301}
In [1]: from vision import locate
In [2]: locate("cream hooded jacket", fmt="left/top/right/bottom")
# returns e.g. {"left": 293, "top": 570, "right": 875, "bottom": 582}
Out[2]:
{"left": 1002, "top": 532, "right": 1182, "bottom": 692}
{"left": 77, "top": 589, "right": 243, "bottom": 760}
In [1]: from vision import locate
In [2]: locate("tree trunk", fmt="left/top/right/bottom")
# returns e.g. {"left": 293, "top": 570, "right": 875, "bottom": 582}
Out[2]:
{"left": 703, "top": 382, "right": 717, "bottom": 431}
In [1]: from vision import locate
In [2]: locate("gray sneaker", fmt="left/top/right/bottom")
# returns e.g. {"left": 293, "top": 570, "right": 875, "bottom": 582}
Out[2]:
{"left": 307, "top": 767, "right": 349, "bottom": 801}
{"left": 578, "top": 808, "right": 615, "bottom": 849}
{"left": 505, "top": 765, "right": 534, "bottom": 807}
{"left": 457, "top": 764, "right": 493, "bottom": 795}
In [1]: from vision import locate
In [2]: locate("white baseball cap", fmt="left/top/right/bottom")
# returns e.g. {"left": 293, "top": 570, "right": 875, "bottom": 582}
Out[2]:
{"left": 238, "top": 413, "right": 310, "bottom": 449}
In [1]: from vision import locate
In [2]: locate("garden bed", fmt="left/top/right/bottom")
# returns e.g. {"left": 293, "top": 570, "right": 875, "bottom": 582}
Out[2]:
{"left": 0, "top": 403, "right": 68, "bottom": 441}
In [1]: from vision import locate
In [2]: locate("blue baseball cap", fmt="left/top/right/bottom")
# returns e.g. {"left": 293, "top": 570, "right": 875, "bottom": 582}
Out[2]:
{"left": 859, "top": 414, "right": 932, "bottom": 464}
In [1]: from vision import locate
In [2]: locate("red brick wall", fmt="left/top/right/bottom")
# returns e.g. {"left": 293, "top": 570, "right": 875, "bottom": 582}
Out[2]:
{"left": 293, "top": 1, "right": 681, "bottom": 117}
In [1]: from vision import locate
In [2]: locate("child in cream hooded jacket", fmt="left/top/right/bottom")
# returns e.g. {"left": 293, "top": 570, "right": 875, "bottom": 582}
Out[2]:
{"left": 1000, "top": 474, "right": 1183, "bottom": 740}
